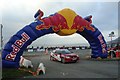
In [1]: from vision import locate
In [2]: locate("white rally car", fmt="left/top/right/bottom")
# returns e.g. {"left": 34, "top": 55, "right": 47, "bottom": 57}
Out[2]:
{"left": 50, "top": 49, "right": 79, "bottom": 63}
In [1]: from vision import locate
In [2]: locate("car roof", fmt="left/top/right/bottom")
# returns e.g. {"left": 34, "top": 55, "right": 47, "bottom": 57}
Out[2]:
{"left": 55, "top": 49, "right": 68, "bottom": 51}
{"left": 53, "top": 49, "right": 69, "bottom": 53}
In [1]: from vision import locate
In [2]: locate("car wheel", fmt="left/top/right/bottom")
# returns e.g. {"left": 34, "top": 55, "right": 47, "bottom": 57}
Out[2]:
{"left": 50, "top": 56, "right": 54, "bottom": 61}
{"left": 75, "top": 60, "right": 78, "bottom": 63}
{"left": 61, "top": 58, "right": 66, "bottom": 64}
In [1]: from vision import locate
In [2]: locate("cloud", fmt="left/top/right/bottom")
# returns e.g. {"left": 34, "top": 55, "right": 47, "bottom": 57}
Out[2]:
{"left": 92, "top": 2, "right": 118, "bottom": 29}
{"left": 30, "top": 33, "right": 89, "bottom": 47}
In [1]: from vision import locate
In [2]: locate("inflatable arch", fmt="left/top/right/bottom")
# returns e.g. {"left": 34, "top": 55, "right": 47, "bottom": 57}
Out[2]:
{"left": 2, "top": 8, "right": 108, "bottom": 68}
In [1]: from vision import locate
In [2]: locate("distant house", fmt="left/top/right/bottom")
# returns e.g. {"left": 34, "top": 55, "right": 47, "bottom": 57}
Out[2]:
{"left": 107, "top": 37, "right": 120, "bottom": 49}
{"left": 107, "top": 37, "right": 120, "bottom": 44}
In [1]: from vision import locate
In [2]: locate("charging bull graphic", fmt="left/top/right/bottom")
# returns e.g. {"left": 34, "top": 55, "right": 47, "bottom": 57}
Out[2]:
{"left": 2, "top": 8, "right": 108, "bottom": 68}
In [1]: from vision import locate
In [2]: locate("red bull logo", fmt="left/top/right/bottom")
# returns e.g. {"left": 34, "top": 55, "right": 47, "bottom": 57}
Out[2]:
{"left": 36, "top": 13, "right": 69, "bottom": 33}
{"left": 71, "top": 15, "right": 95, "bottom": 32}
{"left": 36, "top": 8, "right": 95, "bottom": 36}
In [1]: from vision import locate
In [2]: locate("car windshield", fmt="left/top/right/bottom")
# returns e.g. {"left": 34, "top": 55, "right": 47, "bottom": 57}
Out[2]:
{"left": 56, "top": 49, "right": 71, "bottom": 54}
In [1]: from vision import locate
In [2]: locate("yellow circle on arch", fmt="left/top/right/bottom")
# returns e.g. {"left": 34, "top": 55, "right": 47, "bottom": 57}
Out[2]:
{"left": 57, "top": 8, "right": 77, "bottom": 36}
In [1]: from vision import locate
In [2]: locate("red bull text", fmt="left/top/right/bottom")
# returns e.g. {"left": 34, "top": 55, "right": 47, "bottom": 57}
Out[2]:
{"left": 98, "top": 34, "right": 107, "bottom": 53}
{"left": 5, "top": 32, "right": 30, "bottom": 61}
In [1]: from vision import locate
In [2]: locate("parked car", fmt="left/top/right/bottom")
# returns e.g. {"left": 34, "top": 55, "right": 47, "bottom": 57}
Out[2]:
{"left": 50, "top": 49, "right": 79, "bottom": 63}
{"left": 107, "top": 43, "right": 120, "bottom": 58}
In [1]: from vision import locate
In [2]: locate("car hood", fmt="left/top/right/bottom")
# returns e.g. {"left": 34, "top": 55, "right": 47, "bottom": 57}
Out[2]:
{"left": 64, "top": 53, "right": 77, "bottom": 56}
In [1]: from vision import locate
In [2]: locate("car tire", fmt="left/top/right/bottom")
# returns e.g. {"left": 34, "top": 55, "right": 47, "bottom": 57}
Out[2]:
{"left": 75, "top": 60, "right": 78, "bottom": 63}
{"left": 50, "top": 56, "right": 54, "bottom": 61}
{"left": 109, "top": 51, "right": 116, "bottom": 58}
{"left": 61, "top": 58, "right": 66, "bottom": 64}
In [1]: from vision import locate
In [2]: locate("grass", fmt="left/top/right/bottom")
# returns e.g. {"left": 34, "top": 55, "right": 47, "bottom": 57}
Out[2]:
{"left": 2, "top": 67, "right": 34, "bottom": 79}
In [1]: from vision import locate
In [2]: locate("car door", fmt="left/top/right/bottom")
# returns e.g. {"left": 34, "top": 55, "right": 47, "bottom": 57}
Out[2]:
{"left": 54, "top": 50, "right": 61, "bottom": 61}
{"left": 56, "top": 51, "right": 62, "bottom": 61}
{"left": 56, "top": 53, "right": 61, "bottom": 61}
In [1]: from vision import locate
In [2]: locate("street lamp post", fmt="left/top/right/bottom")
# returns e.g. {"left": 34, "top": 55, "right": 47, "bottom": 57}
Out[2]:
{"left": 109, "top": 31, "right": 115, "bottom": 48}
{"left": 1, "top": 24, "right": 3, "bottom": 51}
{"left": 108, "top": 31, "right": 115, "bottom": 58}
{"left": 0, "top": 24, "right": 3, "bottom": 80}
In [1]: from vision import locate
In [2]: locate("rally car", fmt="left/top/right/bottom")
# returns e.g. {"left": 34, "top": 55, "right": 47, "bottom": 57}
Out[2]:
{"left": 50, "top": 49, "right": 79, "bottom": 63}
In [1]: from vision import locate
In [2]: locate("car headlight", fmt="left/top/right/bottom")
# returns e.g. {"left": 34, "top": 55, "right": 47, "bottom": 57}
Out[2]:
{"left": 65, "top": 56, "right": 70, "bottom": 58}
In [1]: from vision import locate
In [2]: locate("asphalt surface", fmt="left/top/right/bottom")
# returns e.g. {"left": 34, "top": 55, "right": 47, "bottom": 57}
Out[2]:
{"left": 22, "top": 49, "right": 119, "bottom": 78}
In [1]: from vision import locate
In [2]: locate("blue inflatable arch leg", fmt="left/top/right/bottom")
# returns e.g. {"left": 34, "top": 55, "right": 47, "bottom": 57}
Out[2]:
{"left": 77, "top": 24, "right": 108, "bottom": 58}
{"left": 2, "top": 21, "right": 55, "bottom": 68}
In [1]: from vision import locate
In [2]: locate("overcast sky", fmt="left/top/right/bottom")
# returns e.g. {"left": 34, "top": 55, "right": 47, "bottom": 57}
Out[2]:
{"left": 0, "top": 0, "right": 119, "bottom": 47}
